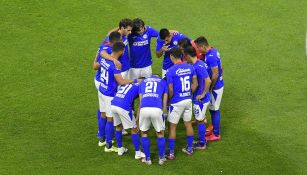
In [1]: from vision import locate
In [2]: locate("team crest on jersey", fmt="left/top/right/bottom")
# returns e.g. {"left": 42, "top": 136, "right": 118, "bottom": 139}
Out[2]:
{"left": 143, "top": 34, "right": 148, "bottom": 39}
{"left": 173, "top": 41, "right": 178, "bottom": 45}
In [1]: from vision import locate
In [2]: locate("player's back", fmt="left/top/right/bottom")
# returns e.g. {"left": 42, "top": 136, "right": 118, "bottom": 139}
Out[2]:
{"left": 166, "top": 63, "right": 195, "bottom": 104}
{"left": 95, "top": 43, "right": 112, "bottom": 81}
{"left": 99, "top": 59, "right": 121, "bottom": 97}
{"left": 139, "top": 76, "right": 168, "bottom": 109}
{"left": 205, "top": 48, "right": 224, "bottom": 90}
{"left": 111, "top": 83, "right": 139, "bottom": 111}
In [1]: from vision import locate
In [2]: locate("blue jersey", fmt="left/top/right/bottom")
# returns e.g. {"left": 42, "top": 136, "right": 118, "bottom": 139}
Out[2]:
{"left": 128, "top": 26, "right": 159, "bottom": 68}
{"left": 95, "top": 43, "right": 112, "bottom": 82}
{"left": 156, "top": 32, "right": 190, "bottom": 70}
{"left": 104, "top": 35, "right": 130, "bottom": 72}
{"left": 166, "top": 63, "right": 196, "bottom": 104}
{"left": 204, "top": 48, "right": 224, "bottom": 90}
{"left": 139, "top": 76, "right": 168, "bottom": 110}
{"left": 111, "top": 83, "right": 139, "bottom": 111}
{"left": 192, "top": 60, "right": 210, "bottom": 104}
{"left": 98, "top": 59, "right": 121, "bottom": 97}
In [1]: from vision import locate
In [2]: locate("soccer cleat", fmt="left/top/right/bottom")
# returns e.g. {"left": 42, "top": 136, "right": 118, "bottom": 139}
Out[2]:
{"left": 122, "top": 129, "right": 129, "bottom": 136}
{"left": 98, "top": 139, "right": 114, "bottom": 147}
{"left": 193, "top": 142, "right": 207, "bottom": 150}
{"left": 206, "top": 124, "right": 213, "bottom": 136}
{"left": 135, "top": 151, "right": 145, "bottom": 160}
{"left": 158, "top": 157, "right": 167, "bottom": 165}
{"left": 104, "top": 146, "right": 118, "bottom": 153}
{"left": 117, "top": 147, "right": 128, "bottom": 156}
{"left": 182, "top": 146, "right": 193, "bottom": 155}
{"left": 205, "top": 130, "right": 213, "bottom": 136}
{"left": 165, "top": 151, "right": 175, "bottom": 160}
{"left": 206, "top": 134, "right": 221, "bottom": 141}
{"left": 141, "top": 158, "right": 152, "bottom": 165}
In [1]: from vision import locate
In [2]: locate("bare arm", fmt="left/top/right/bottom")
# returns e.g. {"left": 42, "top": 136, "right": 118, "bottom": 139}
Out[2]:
{"left": 136, "top": 94, "right": 142, "bottom": 127}
{"left": 162, "top": 93, "right": 168, "bottom": 114}
{"left": 114, "top": 74, "right": 135, "bottom": 85}
{"left": 196, "top": 77, "right": 211, "bottom": 101}
{"left": 107, "top": 27, "right": 119, "bottom": 36}
{"left": 191, "top": 75, "right": 198, "bottom": 93}
{"left": 93, "top": 51, "right": 100, "bottom": 70}
{"left": 210, "top": 66, "right": 219, "bottom": 91}
{"left": 101, "top": 51, "right": 122, "bottom": 70}
{"left": 168, "top": 83, "right": 174, "bottom": 101}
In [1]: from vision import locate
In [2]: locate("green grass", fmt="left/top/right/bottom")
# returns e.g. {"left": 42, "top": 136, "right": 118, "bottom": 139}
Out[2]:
{"left": 1, "top": 0, "right": 307, "bottom": 174}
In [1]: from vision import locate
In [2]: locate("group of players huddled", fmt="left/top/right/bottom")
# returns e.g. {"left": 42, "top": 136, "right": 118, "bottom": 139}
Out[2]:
{"left": 93, "top": 18, "right": 224, "bottom": 165}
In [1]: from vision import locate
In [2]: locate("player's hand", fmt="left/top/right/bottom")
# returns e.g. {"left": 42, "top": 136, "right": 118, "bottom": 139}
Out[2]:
{"left": 113, "top": 59, "right": 122, "bottom": 70}
{"left": 161, "top": 45, "right": 169, "bottom": 52}
{"left": 196, "top": 95, "right": 204, "bottom": 102}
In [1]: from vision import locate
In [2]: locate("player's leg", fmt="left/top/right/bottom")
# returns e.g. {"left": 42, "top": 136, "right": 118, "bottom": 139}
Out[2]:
{"left": 167, "top": 104, "right": 182, "bottom": 159}
{"left": 140, "top": 65, "right": 152, "bottom": 78}
{"left": 207, "top": 87, "right": 224, "bottom": 141}
{"left": 151, "top": 108, "right": 166, "bottom": 165}
{"left": 162, "top": 69, "right": 167, "bottom": 79}
{"left": 139, "top": 108, "right": 152, "bottom": 165}
{"left": 111, "top": 106, "right": 128, "bottom": 155}
{"left": 97, "top": 91, "right": 107, "bottom": 146}
{"left": 182, "top": 100, "right": 194, "bottom": 155}
{"left": 104, "top": 96, "right": 118, "bottom": 152}
{"left": 193, "top": 102, "right": 209, "bottom": 150}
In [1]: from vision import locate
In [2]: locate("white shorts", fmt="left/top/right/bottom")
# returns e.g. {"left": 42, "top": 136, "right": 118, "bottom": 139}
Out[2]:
{"left": 168, "top": 99, "right": 192, "bottom": 124}
{"left": 209, "top": 87, "right": 224, "bottom": 111}
{"left": 98, "top": 94, "right": 114, "bottom": 117}
{"left": 193, "top": 102, "right": 210, "bottom": 121}
{"left": 111, "top": 105, "right": 136, "bottom": 129}
{"left": 162, "top": 69, "right": 167, "bottom": 79}
{"left": 94, "top": 79, "right": 104, "bottom": 112}
{"left": 121, "top": 70, "right": 130, "bottom": 79}
{"left": 129, "top": 65, "right": 152, "bottom": 79}
{"left": 139, "top": 107, "right": 164, "bottom": 132}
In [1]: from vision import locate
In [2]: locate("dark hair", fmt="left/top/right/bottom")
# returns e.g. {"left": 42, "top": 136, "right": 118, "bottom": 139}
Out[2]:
{"left": 159, "top": 28, "right": 170, "bottom": 40}
{"left": 169, "top": 47, "right": 182, "bottom": 59}
{"left": 178, "top": 38, "right": 192, "bottom": 49}
{"left": 183, "top": 46, "right": 197, "bottom": 57}
{"left": 194, "top": 36, "right": 209, "bottom": 46}
{"left": 132, "top": 18, "right": 145, "bottom": 33}
{"left": 119, "top": 18, "right": 133, "bottom": 29}
{"left": 112, "top": 42, "right": 125, "bottom": 52}
{"left": 109, "top": 31, "right": 121, "bottom": 43}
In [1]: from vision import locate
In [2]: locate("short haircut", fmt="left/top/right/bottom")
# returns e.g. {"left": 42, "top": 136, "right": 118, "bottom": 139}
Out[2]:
{"left": 119, "top": 18, "right": 133, "bottom": 29}
{"left": 112, "top": 42, "right": 125, "bottom": 53}
{"left": 183, "top": 46, "right": 197, "bottom": 57}
{"left": 109, "top": 31, "right": 121, "bottom": 43}
{"left": 178, "top": 38, "right": 192, "bottom": 49}
{"left": 159, "top": 28, "right": 170, "bottom": 40}
{"left": 132, "top": 18, "right": 145, "bottom": 33}
{"left": 194, "top": 36, "right": 209, "bottom": 46}
{"left": 169, "top": 47, "right": 182, "bottom": 59}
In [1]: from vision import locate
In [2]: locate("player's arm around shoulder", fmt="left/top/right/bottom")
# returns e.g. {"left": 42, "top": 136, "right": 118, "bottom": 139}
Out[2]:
{"left": 93, "top": 51, "right": 100, "bottom": 70}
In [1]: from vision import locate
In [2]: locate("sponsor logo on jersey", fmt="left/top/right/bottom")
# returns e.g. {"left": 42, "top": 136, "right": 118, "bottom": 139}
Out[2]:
{"left": 176, "top": 68, "right": 191, "bottom": 76}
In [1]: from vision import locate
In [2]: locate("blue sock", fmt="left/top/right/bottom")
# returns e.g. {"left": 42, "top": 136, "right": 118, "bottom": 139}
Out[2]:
{"left": 105, "top": 121, "right": 113, "bottom": 148}
{"left": 157, "top": 137, "right": 165, "bottom": 159}
{"left": 168, "top": 139, "right": 176, "bottom": 153}
{"left": 186, "top": 135, "right": 194, "bottom": 148}
{"left": 131, "top": 134, "right": 140, "bottom": 151}
{"left": 115, "top": 130, "right": 122, "bottom": 148}
{"left": 97, "top": 116, "right": 107, "bottom": 139}
{"left": 142, "top": 137, "right": 150, "bottom": 160}
{"left": 210, "top": 110, "right": 220, "bottom": 136}
{"left": 198, "top": 123, "right": 206, "bottom": 145}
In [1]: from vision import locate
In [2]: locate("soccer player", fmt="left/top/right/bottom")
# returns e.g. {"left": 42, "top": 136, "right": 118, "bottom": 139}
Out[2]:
{"left": 184, "top": 46, "right": 211, "bottom": 149}
{"left": 194, "top": 36, "right": 224, "bottom": 141}
{"left": 111, "top": 83, "right": 145, "bottom": 159}
{"left": 178, "top": 38, "right": 203, "bottom": 60}
{"left": 93, "top": 31, "right": 122, "bottom": 147}
{"left": 128, "top": 18, "right": 159, "bottom": 79}
{"left": 102, "top": 18, "right": 133, "bottom": 79}
{"left": 138, "top": 75, "right": 168, "bottom": 165}
{"left": 166, "top": 47, "right": 198, "bottom": 159}
{"left": 156, "top": 28, "right": 190, "bottom": 78}
{"left": 94, "top": 42, "right": 139, "bottom": 152}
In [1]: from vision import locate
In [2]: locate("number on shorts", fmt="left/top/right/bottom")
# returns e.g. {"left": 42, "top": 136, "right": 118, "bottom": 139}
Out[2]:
{"left": 145, "top": 82, "right": 157, "bottom": 93}
{"left": 180, "top": 76, "right": 190, "bottom": 92}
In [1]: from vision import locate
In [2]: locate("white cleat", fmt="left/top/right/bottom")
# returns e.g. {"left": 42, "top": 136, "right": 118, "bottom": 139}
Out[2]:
{"left": 141, "top": 158, "right": 152, "bottom": 165}
{"left": 118, "top": 147, "right": 128, "bottom": 156}
{"left": 98, "top": 140, "right": 114, "bottom": 147}
{"left": 158, "top": 157, "right": 167, "bottom": 165}
{"left": 135, "top": 151, "right": 145, "bottom": 160}
{"left": 104, "top": 146, "right": 118, "bottom": 153}
{"left": 122, "top": 130, "right": 129, "bottom": 136}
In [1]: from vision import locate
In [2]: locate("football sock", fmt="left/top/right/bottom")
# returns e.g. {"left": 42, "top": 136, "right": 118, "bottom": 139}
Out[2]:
{"left": 131, "top": 134, "right": 140, "bottom": 151}
{"left": 157, "top": 137, "right": 165, "bottom": 158}
{"left": 198, "top": 123, "right": 206, "bottom": 145}
{"left": 210, "top": 110, "right": 220, "bottom": 136}
{"left": 186, "top": 135, "right": 194, "bottom": 148}
{"left": 142, "top": 137, "right": 150, "bottom": 160}
{"left": 105, "top": 121, "right": 113, "bottom": 148}
{"left": 98, "top": 113, "right": 107, "bottom": 139}
{"left": 168, "top": 139, "right": 176, "bottom": 153}
{"left": 115, "top": 130, "right": 122, "bottom": 148}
